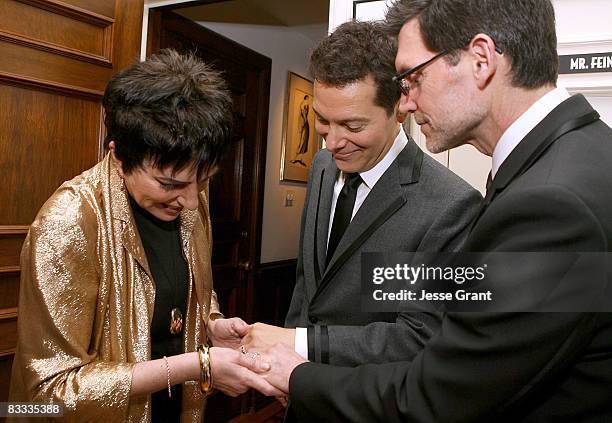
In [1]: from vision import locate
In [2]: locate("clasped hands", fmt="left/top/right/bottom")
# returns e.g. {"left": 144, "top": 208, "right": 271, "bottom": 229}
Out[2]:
{"left": 207, "top": 319, "right": 307, "bottom": 400}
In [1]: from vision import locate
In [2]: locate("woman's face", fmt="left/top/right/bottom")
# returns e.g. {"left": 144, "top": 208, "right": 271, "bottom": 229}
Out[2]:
{"left": 110, "top": 143, "right": 215, "bottom": 221}
{"left": 124, "top": 162, "right": 210, "bottom": 221}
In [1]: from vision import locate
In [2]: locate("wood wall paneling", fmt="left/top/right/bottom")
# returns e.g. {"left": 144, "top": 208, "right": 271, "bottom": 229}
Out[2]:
{"left": 0, "top": 231, "right": 27, "bottom": 268}
{"left": 252, "top": 260, "right": 297, "bottom": 327}
{"left": 0, "top": 0, "right": 114, "bottom": 65}
{"left": 0, "top": 356, "right": 14, "bottom": 406}
{"left": 0, "top": 85, "right": 102, "bottom": 225}
{"left": 0, "top": 308, "right": 18, "bottom": 356}
{"left": 18, "top": 0, "right": 116, "bottom": 20}
{"left": 0, "top": 270, "right": 20, "bottom": 310}
{"left": 0, "top": 43, "right": 112, "bottom": 93}
{"left": 247, "top": 259, "right": 297, "bottom": 417}
{"left": 0, "top": 0, "right": 144, "bottom": 404}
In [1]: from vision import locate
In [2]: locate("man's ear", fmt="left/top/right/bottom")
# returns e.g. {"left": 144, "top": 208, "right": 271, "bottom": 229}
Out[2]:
{"left": 108, "top": 141, "right": 124, "bottom": 178}
{"left": 468, "top": 33, "right": 499, "bottom": 89}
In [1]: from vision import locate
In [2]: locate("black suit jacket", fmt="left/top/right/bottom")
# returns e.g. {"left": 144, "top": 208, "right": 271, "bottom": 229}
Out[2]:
{"left": 287, "top": 95, "right": 612, "bottom": 422}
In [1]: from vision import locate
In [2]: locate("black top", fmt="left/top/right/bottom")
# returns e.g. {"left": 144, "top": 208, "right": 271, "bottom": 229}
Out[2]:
{"left": 130, "top": 197, "right": 188, "bottom": 423}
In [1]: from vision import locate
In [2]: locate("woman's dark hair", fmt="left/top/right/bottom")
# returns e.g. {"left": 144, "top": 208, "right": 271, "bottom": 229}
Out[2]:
{"left": 102, "top": 49, "right": 233, "bottom": 176}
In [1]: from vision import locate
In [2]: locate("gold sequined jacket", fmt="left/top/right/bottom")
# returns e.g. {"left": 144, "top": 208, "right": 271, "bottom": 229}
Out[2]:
{"left": 9, "top": 153, "right": 221, "bottom": 422}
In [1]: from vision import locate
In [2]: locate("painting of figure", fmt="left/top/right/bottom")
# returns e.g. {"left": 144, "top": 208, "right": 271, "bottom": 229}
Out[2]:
{"left": 281, "top": 73, "right": 319, "bottom": 182}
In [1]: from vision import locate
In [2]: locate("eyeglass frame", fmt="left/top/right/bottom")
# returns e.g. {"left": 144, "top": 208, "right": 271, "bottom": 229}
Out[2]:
{"left": 392, "top": 44, "right": 504, "bottom": 96}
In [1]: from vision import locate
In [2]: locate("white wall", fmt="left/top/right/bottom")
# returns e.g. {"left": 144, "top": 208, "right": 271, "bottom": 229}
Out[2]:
{"left": 555, "top": 0, "right": 612, "bottom": 132}
{"left": 194, "top": 22, "right": 327, "bottom": 263}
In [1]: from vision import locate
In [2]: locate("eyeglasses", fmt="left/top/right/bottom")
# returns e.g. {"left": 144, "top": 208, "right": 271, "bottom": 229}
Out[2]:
{"left": 392, "top": 45, "right": 504, "bottom": 96}
{"left": 392, "top": 51, "right": 449, "bottom": 96}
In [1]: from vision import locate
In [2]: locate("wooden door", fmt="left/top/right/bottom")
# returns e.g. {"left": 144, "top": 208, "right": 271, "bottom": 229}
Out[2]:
{"left": 0, "top": 0, "right": 144, "bottom": 402}
{"left": 147, "top": 9, "right": 271, "bottom": 422}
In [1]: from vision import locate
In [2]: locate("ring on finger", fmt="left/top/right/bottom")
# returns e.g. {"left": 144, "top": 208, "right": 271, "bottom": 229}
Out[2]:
{"left": 246, "top": 352, "right": 260, "bottom": 360}
{"left": 240, "top": 345, "right": 247, "bottom": 354}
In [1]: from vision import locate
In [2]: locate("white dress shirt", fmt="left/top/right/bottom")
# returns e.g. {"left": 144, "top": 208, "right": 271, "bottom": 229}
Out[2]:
{"left": 295, "top": 125, "right": 408, "bottom": 358}
{"left": 491, "top": 87, "right": 570, "bottom": 178}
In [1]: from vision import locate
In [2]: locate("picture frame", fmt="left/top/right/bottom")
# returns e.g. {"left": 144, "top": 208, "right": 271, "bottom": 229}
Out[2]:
{"left": 280, "top": 72, "right": 320, "bottom": 183}
{"left": 353, "top": 0, "right": 388, "bottom": 21}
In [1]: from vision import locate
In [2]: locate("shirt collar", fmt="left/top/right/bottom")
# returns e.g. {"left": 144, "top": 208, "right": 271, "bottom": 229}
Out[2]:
{"left": 492, "top": 87, "right": 570, "bottom": 178}
{"left": 342, "top": 125, "right": 408, "bottom": 188}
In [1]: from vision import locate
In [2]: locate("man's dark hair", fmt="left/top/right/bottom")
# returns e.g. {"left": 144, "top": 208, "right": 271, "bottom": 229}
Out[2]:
{"left": 102, "top": 49, "right": 233, "bottom": 176}
{"left": 385, "top": 0, "right": 558, "bottom": 88}
{"left": 309, "top": 20, "right": 400, "bottom": 116}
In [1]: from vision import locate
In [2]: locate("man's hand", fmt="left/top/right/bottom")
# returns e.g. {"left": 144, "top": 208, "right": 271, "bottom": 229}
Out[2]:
{"left": 239, "top": 343, "right": 308, "bottom": 394}
{"left": 242, "top": 322, "right": 295, "bottom": 352}
{"left": 209, "top": 347, "right": 283, "bottom": 397}
{"left": 207, "top": 317, "right": 249, "bottom": 349}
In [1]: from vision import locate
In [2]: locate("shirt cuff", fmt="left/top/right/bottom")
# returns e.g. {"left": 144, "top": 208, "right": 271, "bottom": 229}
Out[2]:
{"left": 295, "top": 327, "right": 308, "bottom": 359}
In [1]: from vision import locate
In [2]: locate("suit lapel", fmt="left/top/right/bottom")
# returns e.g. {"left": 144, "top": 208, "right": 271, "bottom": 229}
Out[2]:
{"left": 312, "top": 137, "right": 423, "bottom": 301}
{"left": 312, "top": 156, "right": 338, "bottom": 285}
{"left": 470, "top": 94, "right": 600, "bottom": 231}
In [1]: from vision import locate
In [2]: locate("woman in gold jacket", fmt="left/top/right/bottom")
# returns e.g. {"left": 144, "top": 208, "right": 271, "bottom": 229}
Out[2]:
{"left": 9, "top": 50, "right": 279, "bottom": 422}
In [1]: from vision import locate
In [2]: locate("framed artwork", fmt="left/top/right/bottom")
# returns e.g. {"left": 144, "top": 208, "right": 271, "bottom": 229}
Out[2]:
{"left": 280, "top": 72, "right": 320, "bottom": 183}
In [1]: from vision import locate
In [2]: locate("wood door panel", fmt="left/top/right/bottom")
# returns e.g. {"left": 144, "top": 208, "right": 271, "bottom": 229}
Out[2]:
{"left": 0, "top": 84, "right": 101, "bottom": 225}
{"left": 1, "top": 0, "right": 113, "bottom": 63}
{"left": 0, "top": 42, "right": 112, "bottom": 94}
{"left": 18, "top": 0, "right": 116, "bottom": 20}
{"left": 0, "top": 308, "right": 18, "bottom": 355}
{"left": 160, "top": 29, "right": 248, "bottom": 93}
{"left": 210, "top": 240, "right": 238, "bottom": 268}
{"left": 0, "top": 356, "right": 14, "bottom": 404}
{"left": 209, "top": 140, "right": 243, "bottom": 222}
{"left": 0, "top": 271, "right": 20, "bottom": 309}
{"left": 0, "top": 233, "right": 26, "bottom": 268}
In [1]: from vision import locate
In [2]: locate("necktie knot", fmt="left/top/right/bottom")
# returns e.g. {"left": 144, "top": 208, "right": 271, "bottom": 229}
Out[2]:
{"left": 346, "top": 172, "right": 362, "bottom": 187}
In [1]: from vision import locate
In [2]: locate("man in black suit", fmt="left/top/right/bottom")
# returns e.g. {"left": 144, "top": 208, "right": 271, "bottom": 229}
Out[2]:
{"left": 240, "top": 1, "right": 612, "bottom": 421}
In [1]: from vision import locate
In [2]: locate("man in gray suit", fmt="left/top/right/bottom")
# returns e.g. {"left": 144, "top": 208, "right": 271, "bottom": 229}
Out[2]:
{"left": 242, "top": 20, "right": 480, "bottom": 366}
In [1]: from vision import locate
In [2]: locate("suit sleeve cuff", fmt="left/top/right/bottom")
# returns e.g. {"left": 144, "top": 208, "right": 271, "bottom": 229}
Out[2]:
{"left": 295, "top": 327, "right": 308, "bottom": 359}
{"left": 307, "top": 324, "right": 329, "bottom": 363}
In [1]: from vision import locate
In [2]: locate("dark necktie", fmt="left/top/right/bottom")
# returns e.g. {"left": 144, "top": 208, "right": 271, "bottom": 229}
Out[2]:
{"left": 326, "top": 173, "right": 362, "bottom": 267}
{"left": 485, "top": 171, "right": 493, "bottom": 194}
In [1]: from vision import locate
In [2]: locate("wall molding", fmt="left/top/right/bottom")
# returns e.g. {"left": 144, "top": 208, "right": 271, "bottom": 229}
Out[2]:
{"left": 17, "top": 0, "right": 115, "bottom": 26}
{"left": 0, "top": 226, "right": 29, "bottom": 236}
{"left": 0, "top": 266, "right": 20, "bottom": 275}
{"left": 0, "top": 31, "right": 112, "bottom": 67}
{"left": 0, "top": 71, "right": 104, "bottom": 100}
{"left": 566, "top": 86, "right": 612, "bottom": 96}
{"left": 558, "top": 33, "right": 612, "bottom": 49}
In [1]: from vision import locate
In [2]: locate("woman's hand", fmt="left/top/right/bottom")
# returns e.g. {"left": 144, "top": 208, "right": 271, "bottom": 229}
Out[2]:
{"left": 209, "top": 347, "right": 283, "bottom": 397}
{"left": 207, "top": 317, "right": 248, "bottom": 349}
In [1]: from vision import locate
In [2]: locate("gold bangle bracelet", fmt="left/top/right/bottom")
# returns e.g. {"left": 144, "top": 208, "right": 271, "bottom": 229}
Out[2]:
{"left": 163, "top": 356, "right": 172, "bottom": 398}
{"left": 196, "top": 344, "right": 214, "bottom": 394}
{"left": 209, "top": 312, "right": 225, "bottom": 321}
{"left": 203, "top": 345, "right": 213, "bottom": 393}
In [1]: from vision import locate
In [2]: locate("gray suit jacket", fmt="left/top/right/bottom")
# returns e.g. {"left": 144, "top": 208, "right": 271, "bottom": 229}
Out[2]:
{"left": 285, "top": 135, "right": 482, "bottom": 366}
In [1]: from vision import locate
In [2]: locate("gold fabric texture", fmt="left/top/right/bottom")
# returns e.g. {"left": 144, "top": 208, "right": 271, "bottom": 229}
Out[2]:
{"left": 9, "top": 153, "right": 221, "bottom": 422}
